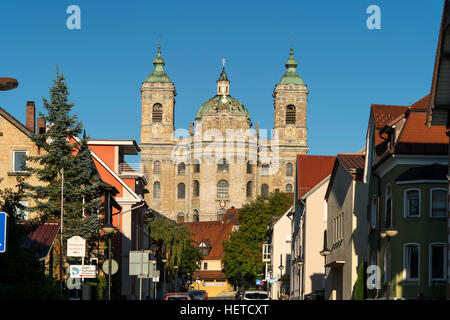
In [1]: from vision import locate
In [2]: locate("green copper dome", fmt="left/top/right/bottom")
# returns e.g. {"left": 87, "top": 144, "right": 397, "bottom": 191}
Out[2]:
{"left": 195, "top": 67, "right": 251, "bottom": 124}
{"left": 145, "top": 45, "right": 172, "bottom": 83}
{"left": 195, "top": 95, "right": 251, "bottom": 124}
{"left": 278, "top": 47, "right": 304, "bottom": 85}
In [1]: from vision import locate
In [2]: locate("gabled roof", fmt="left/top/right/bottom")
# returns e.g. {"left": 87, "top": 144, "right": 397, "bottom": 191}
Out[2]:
{"left": 21, "top": 222, "right": 60, "bottom": 260}
{"left": 325, "top": 153, "right": 365, "bottom": 200}
{"left": 297, "top": 155, "right": 336, "bottom": 199}
{"left": 184, "top": 220, "right": 234, "bottom": 260}
{"left": 0, "top": 107, "right": 33, "bottom": 138}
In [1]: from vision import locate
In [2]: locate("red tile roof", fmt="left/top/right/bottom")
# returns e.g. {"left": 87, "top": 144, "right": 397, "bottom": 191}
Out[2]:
{"left": 297, "top": 155, "right": 336, "bottom": 198}
{"left": 184, "top": 220, "right": 235, "bottom": 260}
{"left": 371, "top": 104, "right": 409, "bottom": 129}
{"left": 21, "top": 222, "right": 60, "bottom": 260}
{"left": 337, "top": 153, "right": 365, "bottom": 176}
{"left": 192, "top": 270, "right": 227, "bottom": 280}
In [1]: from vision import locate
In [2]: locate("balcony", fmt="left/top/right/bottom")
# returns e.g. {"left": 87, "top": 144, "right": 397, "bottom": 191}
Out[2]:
{"left": 118, "top": 163, "right": 148, "bottom": 182}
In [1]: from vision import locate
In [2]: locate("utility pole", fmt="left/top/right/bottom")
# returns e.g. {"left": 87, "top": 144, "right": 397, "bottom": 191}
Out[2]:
{"left": 60, "top": 167, "right": 64, "bottom": 296}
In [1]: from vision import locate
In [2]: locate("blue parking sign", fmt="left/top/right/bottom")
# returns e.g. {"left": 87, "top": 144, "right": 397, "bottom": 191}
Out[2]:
{"left": 0, "top": 212, "right": 7, "bottom": 253}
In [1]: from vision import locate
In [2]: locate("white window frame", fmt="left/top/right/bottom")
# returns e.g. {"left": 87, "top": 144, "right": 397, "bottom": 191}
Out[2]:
{"left": 12, "top": 150, "right": 28, "bottom": 173}
{"left": 403, "top": 188, "right": 421, "bottom": 219}
{"left": 403, "top": 243, "right": 420, "bottom": 283}
{"left": 430, "top": 188, "right": 448, "bottom": 219}
{"left": 18, "top": 200, "right": 29, "bottom": 220}
{"left": 429, "top": 242, "right": 447, "bottom": 283}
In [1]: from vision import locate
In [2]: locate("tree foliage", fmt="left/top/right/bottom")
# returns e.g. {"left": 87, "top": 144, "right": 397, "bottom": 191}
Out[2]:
{"left": 24, "top": 70, "right": 103, "bottom": 243}
{"left": 146, "top": 218, "right": 202, "bottom": 280}
{"left": 222, "top": 191, "right": 292, "bottom": 285}
{"left": 0, "top": 178, "right": 61, "bottom": 299}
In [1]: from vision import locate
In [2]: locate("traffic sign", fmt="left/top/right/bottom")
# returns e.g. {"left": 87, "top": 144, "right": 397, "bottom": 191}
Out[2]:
{"left": 0, "top": 212, "right": 8, "bottom": 253}
{"left": 102, "top": 259, "right": 118, "bottom": 275}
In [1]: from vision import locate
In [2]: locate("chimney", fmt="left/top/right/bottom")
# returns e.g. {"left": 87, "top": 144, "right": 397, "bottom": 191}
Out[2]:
{"left": 36, "top": 118, "right": 46, "bottom": 135}
{"left": 26, "top": 101, "right": 35, "bottom": 134}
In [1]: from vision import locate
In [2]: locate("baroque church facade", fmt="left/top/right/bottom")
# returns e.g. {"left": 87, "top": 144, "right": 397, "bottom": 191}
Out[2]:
{"left": 140, "top": 45, "right": 309, "bottom": 222}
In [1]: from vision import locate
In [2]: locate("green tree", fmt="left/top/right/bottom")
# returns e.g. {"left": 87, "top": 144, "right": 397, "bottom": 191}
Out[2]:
{"left": 222, "top": 191, "right": 292, "bottom": 286}
{"left": 146, "top": 218, "right": 202, "bottom": 281}
{"left": 0, "top": 177, "right": 62, "bottom": 299}
{"left": 24, "top": 70, "right": 103, "bottom": 242}
{"left": 354, "top": 261, "right": 367, "bottom": 300}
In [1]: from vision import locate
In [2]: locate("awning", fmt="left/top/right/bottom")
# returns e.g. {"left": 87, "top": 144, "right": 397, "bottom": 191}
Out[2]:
{"left": 21, "top": 222, "right": 60, "bottom": 260}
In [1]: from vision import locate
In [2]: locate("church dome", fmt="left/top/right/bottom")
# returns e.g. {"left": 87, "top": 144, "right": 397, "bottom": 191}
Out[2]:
{"left": 195, "top": 94, "right": 251, "bottom": 124}
{"left": 195, "top": 67, "right": 251, "bottom": 124}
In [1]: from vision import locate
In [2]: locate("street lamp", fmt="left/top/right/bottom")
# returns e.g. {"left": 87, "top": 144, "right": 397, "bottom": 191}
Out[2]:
{"left": 278, "top": 254, "right": 284, "bottom": 300}
{"left": 320, "top": 243, "right": 331, "bottom": 300}
{"left": 102, "top": 222, "right": 115, "bottom": 301}
{"left": 0, "top": 77, "right": 18, "bottom": 91}
{"left": 174, "top": 265, "right": 179, "bottom": 293}
{"left": 380, "top": 228, "right": 398, "bottom": 300}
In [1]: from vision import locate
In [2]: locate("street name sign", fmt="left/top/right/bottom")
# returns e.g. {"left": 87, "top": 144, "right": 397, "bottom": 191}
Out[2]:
{"left": 0, "top": 212, "right": 7, "bottom": 253}
{"left": 67, "top": 236, "right": 86, "bottom": 257}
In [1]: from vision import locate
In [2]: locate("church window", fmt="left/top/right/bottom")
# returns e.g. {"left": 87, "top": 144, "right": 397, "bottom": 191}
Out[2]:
{"left": 286, "top": 183, "right": 293, "bottom": 193}
{"left": 217, "top": 180, "right": 229, "bottom": 198}
{"left": 261, "top": 184, "right": 269, "bottom": 198}
{"left": 153, "top": 181, "right": 161, "bottom": 199}
{"left": 178, "top": 183, "right": 185, "bottom": 199}
{"left": 178, "top": 162, "right": 186, "bottom": 176}
{"left": 194, "top": 180, "right": 200, "bottom": 197}
{"left": 247, "top": 161, "right": 252, "bottom": 174}
{"left": 217, "top": 158, "right": 229, "bottom": 173}
{"left": 152, "top": 103, "right": 163, "bottom": 123}
{"left": 194, "top": 159, "right": 200, "bottom": 173}
{"left": 153, "top": 160, "right": 161, "bottom": 175}
{"left": 261, "top": 164, "right": 270, "bottom": 176}
{"left": 193, "top": 209, "right": 200, "bottom": 222}
{"left": 286, "top": 162, "right": 293, "bottom": 177}
{"left": 286, "top": 105, "right": 296, "bottom": 125}
{"left": 246, "top": 181, "right": 252, "bottom": 197}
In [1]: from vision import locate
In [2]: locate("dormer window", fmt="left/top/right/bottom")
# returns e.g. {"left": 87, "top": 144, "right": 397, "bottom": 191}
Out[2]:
{"left": 198, "top": 240, "right": 211, "bottom": 257}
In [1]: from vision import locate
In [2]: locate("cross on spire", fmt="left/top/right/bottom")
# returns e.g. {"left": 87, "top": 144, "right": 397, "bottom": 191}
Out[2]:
{"left": 222, "top": 58, "right": 226, "bottom": 68}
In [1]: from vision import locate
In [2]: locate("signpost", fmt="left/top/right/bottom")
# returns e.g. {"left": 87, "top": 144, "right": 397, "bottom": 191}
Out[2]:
{"left": 69, "top": 265, "right": 97, "bottom": 279}
{"left": 129, "top": 250, "right": 158, "bottom": 300}
{"left": 0, "top": 212, "right": 7, "bottom": 253}
{"left": 67, "top": 236, "right": 86, "bottom": 257}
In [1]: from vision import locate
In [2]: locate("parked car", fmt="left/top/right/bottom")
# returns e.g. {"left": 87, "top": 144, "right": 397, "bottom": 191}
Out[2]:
{"left": 242, "top": 291, "right": 270, "bottom": 300}
{"left": 188, "top": 290, "right": 208, "bottom": 300}
{"left": 304, "top": 290, "right": 325, "bottom": 300}
{"left": 164, "top": 292, "right": 191, "bottom": 300}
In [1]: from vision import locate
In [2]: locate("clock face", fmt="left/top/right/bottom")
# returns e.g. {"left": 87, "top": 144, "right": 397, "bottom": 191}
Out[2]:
{"left": 152, "top": 123, "right": 162, "bottom": 136}
{"left": 285, "top": 124, "right": 296, "bottom": 137}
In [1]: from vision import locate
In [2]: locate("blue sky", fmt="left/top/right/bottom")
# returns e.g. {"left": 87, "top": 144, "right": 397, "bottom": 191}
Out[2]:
{"left": 0, "top": 0, "right": 444, "bottom": 159}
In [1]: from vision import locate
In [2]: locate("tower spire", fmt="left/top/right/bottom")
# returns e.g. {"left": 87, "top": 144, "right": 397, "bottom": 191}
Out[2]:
{"left": 145, "top": 43, "right": 172, "bottom": 83}
{"left": 217, "top": 58, "right": 230, "bottom": 96}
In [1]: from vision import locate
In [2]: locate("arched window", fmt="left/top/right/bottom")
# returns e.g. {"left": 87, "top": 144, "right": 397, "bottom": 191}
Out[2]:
{"left": 286, "top": 105, "right": 296, "bottom": 124}
{"left": 194, "top": 159, "right": 200, "bottom": 173}
{"left": 261, "top": 164, "right": 270, "bottom": 176}
{"left": 217, "top": 158, "right": 229, "bottom": 173}
{"left": 246, "top": 181, "right": 252, "bottom": 197}
{"left": 286, "top": 183, "right": 293, "bottom": 193}
{"left": 177, "top": 182, "right": 185, "bottom": 199}
{"left": 153, "top": 160, "right": 161, "bottom": 175}
{"left": 193, "top": 180, "right": 200, "bottom": 197}
{"left": 193, "top": 209, "right": 200, "bottom": 222}
{"left": 153, "top": 181, "right": 161, "bottom": 199}
{"left": 286, "top": 162, "right": 293, "bottom": 177}
{"left": 152, "top": 103, "right": 163, "bottom": 123}
{"left": 261, "top": 184, "right": 269, "bottom": 198}
{"left": 247, "top": 161, "right": 253, "bottom": 174}
{"left": 178, "top": 162, "right": 186, "bottom": 176}
{"left": 217, "top": 180, "right": 229, "bottom": 198}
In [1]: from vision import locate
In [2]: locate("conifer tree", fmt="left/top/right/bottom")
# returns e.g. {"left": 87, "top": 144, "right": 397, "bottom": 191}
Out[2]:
{"left": 25, "top": 70, "right": 102, "bottom": 243}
